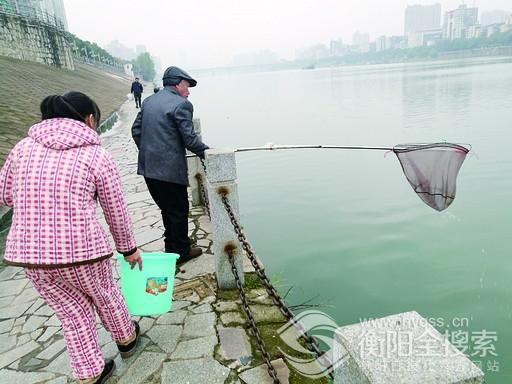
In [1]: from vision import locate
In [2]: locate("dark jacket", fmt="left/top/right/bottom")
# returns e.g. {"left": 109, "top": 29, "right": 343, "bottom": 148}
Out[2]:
{"left": 131, "top": 81, "right": 143, "bottom": 94}
{"left": 131, "top": 86, "right": 209, "bottom": 185}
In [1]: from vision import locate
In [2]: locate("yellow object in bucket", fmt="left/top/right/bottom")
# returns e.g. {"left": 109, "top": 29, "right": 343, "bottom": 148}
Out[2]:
{"left": 117, "top": 252, "right": 180, "bottom": 316}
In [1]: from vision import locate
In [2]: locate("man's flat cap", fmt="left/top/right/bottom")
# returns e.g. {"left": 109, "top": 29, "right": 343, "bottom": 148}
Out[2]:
{"left": 162, "top": 66, "right": 197, "bottom": 87}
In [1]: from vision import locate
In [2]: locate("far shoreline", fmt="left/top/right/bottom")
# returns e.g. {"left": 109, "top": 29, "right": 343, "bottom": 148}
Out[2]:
{"left": 193, "top": 46, "right": 512, "bottom": 77}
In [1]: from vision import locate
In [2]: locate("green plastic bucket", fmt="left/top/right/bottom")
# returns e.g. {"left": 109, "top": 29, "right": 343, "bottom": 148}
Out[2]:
{"left": 117, "top": 252, "right": 180, "bottom": 316}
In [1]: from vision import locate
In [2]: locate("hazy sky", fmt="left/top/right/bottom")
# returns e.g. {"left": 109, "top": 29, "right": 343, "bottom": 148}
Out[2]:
{"left": 65, "top": 0, "right": 512, "bottom": 69}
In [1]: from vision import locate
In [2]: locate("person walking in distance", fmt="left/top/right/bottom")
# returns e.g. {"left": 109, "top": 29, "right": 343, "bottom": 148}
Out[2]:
{"left": 130, "top": 77, "right": 143, "bottom": 108}
{"left": 132, "top": 66, "right": 209, "bottom": 264}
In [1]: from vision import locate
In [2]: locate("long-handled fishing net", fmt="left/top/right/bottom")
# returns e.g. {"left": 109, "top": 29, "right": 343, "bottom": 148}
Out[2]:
{"left": 173, "top": 141, "right": 469, "bottom": 211}
{"left": 232, "top": 142, "right": 470, "bottom": 211}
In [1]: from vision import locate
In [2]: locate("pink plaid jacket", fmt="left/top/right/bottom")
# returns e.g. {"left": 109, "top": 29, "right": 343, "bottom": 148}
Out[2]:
{"left": 0, "top": 118, "right": 136, "bottom": 267}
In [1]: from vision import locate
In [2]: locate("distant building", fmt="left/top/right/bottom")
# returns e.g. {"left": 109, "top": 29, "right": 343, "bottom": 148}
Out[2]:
{"left": 388, "top": 35, "right": 408, "bottom": 50}
{"left": 407, "top": 31, "right": 423, "bottom": 48}
{"left": 404, "top": 4, "right": 441, "bottom": 34}
{"left": 424, "top": 29, "right": 443, "bottom": 46}
{"left": 465, "top": 24, "right": 484, "bottom": 39}
{"left": 484, "top": 23, "right": 501, "bottom": 37}
{"left": 375, "top": 35, "right": 388, "bottom": 52}
{"left": 482, "top": 21, "right": 512, "bottom": 37}
{"left": 352, "top": 31, "right": 370, "bottom": 53}
{"left": 329, "top": 38, "right": 346, "bottom": 57}
{"left": 481, "top": 10, "right": 509, "bottom": 26}
{"left": 408, "top": 29, "right": 443, "bottom": 48}
{"left": 443, "top": 4, "right": 478, "bottom": 40}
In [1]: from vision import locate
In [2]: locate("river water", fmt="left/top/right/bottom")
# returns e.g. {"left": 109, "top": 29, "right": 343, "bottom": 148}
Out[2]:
{"left": 193, "top": 57, "right": 512, "bottom": 383}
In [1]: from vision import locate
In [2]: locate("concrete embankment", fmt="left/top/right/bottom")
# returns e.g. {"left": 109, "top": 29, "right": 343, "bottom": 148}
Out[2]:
{"left": 0, "top": 55, "right": 131, "bottom": 166}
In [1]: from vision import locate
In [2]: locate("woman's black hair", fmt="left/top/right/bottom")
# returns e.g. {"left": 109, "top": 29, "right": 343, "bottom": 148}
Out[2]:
{"left": 40, "top": 91, "right": 101, "bottom": 125}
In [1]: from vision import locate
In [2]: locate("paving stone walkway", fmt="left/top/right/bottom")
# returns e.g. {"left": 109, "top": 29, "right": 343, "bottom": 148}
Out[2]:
{"left": 0, "top": 97, "right": 295, "bottom": 383}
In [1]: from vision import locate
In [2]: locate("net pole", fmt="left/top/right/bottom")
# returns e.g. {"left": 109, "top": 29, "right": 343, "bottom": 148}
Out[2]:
{"left": 181, "top": 144, "right": 395, "bottom": 159}
{"left": 234, "top": 144, "right": 394, "bottom": 152}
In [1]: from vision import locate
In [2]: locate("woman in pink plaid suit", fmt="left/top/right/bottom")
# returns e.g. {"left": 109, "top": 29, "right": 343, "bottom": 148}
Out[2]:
{"left": 0, "top": 92, "right": 142, "bottom": 384}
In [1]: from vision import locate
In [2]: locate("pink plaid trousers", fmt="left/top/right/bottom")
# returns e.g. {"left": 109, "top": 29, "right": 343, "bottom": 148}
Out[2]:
{"left": 25, "top": 259, "right": 135, "bottom": 380}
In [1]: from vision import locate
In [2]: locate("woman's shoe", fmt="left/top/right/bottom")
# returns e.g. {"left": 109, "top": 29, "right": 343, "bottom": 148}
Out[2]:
{"left": 117, "top": 321, "right": 140, "bottom": 358}
{"left": 92, "top": 359, "right": 115, "bottom": 384}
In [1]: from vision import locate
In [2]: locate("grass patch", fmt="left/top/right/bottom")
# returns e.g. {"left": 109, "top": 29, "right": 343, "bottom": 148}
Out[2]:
{"left": 217, "top": 272, "right": 263, "bottom": 300}
{"left": 245, "top": 272, "right": 263, "bottom": 290}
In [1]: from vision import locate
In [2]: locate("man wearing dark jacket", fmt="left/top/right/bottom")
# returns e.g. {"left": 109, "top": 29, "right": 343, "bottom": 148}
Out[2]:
{"left": 131, "top": 66, "right": 209, "bottom": 263}
{"left": 130, "top": 77, "right": 143, "bottom": 108}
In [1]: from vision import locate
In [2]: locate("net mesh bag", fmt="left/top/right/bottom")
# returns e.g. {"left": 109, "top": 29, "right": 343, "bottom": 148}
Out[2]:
{"left": 393, "top": 143, "right": 469, "bottom": 211}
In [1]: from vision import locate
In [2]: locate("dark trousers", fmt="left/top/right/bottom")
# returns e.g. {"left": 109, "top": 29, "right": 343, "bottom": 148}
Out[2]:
{"left": 134, "top": 93, "right": 142, "bottom": 108}
{"left": 144, "top": 178, "right": 190, "bottom": 257}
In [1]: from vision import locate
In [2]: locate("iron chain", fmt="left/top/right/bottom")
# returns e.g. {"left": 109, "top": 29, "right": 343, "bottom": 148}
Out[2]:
{"left": 221, "top": 194, "right": 335, "bottom": 379}
{"left": 195, "top": 173, "right": 210, "bottom": 219}
{"left": 200, "top": 158, "right": 207, "bottom": 174}
{"left": 227, "top": 251, "right": 281, "bottom": 383}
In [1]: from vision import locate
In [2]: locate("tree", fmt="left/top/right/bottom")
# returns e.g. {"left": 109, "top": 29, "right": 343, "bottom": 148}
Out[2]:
{"left": 132, "top": 52, "right": 156, "bottom": 81}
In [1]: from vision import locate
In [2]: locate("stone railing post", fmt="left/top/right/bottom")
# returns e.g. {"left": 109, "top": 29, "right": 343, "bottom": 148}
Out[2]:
{"left": 204, "top": 148, "right": 245, "bottom": 289}
{"left": 187, "top": 118, "right": 203, "bottom": 207}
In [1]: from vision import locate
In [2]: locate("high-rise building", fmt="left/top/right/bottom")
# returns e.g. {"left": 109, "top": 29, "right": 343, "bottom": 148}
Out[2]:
{"left": 481, "top": 10, "right": 509, "bottom": 26}
{"left": 404, "top": 4, "right": 441, "bottom": 34}
{"left": 443, "top": 4, "right": 478, "bottom": 40}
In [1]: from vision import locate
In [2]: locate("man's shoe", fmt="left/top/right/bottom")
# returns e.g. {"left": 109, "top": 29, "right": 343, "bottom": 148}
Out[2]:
{"left": 117, "top": 321, "right": 140, "bottom": 358}
{"left": 177, "top": 247, "right": 203, "bottom": 265}
{"left": 92, "top": 359, "right": 115, "bottom": 384}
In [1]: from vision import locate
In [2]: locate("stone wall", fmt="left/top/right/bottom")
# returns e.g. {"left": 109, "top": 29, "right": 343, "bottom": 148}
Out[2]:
{"left": 0, "top": 11, "right": 73, "bottom": 69}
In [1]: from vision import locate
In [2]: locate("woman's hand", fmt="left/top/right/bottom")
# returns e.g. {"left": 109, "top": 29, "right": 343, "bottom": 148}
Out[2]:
{"left": 124, "top": 249, "right": 142, "bottom": 271}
